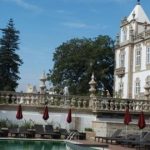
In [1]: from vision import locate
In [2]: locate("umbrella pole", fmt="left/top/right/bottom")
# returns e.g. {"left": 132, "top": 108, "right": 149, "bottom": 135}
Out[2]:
{"left": 126, "top": 125, "right": 128, "bottom": 139}
{"left": 140, "top": 129, "right": 142, "bottom": 149}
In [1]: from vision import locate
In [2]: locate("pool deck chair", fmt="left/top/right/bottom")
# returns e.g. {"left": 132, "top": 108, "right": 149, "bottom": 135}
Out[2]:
{"left": 19, "top": 126, "right": 33, "bottom": 138}
{"left": 115, "top": 133, "right": 138, "bottom": 145}
{"left": 127, "top": 132, "right": 150, "bottom": 148}
{"left": 9, "top": 126, "right": 19, "bottom": 137}
{"left": 95, "top": 129, "right": 122, "bottom": 143}
{"left": 34, "top": 124, "right": 45, "bottom": 138}
{"left": 45, "top": 125, "right": 61, "bottom": 139}
{"left": 59, "top": 128, "right": 69, "bottom": 139}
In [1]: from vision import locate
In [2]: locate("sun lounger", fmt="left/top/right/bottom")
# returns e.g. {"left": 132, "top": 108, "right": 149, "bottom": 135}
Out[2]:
{"left": 1, "top": 128, "right": 9, "bottom": 137}
{"left": 34, "top": 124, "right": 45, "bottom": 138}
{"left": 95, "top": 129, "right": 122, "bottom": 143}
{"left": 129, "top": 132, "right": 150, "bottom": 148}
{"left": 59, "top": 128, "right": 69, "bottom": 139}
{"left": 19, "top": 126, "right": 33, "bottom": 138}
{"left": 45, "top": 125, "right": 61, "bottom": 139}
{"left": 120, "top": 132, "right": 149, "bottom": 147}
{"left": 45, "top": 125, "right": 53, "bottom": 133}
{"left": 9, "top": 126, "right": 19, "bottom": 137}
{"left": 115, "top": 133, "right": 138, "bottom": 144}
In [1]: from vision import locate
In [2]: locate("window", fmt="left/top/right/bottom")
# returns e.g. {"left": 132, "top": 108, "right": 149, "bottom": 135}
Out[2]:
{"left": 135, "top": 78, "right": 140, "bottom": 95}
{"left": 146, "top": 76, "right": 150, "bottom": 86}
{"left": 135, "top": 46, "right": 141, "bottom": 66}
{"left": 122, "top": 27, "right": 127, "bottom": 42}
{"left": 146, "top": 47, "right": 150, "bottom": 64}
{"left": 119, "top": 82, "right": 124, "bottom": 97}
{"left": 119, "top": 51, "right": 125, "bottom": 67}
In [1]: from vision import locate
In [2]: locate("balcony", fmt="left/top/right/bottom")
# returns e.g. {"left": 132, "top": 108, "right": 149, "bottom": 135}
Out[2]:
{"left": 115, "top": 67, "right": 125, "bottom": 77}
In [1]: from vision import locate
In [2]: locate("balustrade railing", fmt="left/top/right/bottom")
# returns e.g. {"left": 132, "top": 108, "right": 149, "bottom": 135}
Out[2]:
{"left": 0, "top": 91, "right": 90, "bottom": 109}
{"left": 134, "top": 29, "right": 150, "bottom": 41}
{"left": 0, "top": 91, "right": 150, "bottom": 112}
{"left": 93, "top": 97, "right": 150, "bottom": 112}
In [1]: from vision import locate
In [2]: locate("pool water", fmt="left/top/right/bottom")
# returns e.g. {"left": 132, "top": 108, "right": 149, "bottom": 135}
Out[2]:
{"left": 0, "top": 140, "right": 66, "bottom": 150}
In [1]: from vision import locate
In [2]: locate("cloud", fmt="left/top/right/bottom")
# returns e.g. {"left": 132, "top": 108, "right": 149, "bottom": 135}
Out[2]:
{"left": 61, "top": 0, "right": 131, "bottom": 3}
{"left": 62, "top": 21, "right": 109, "bottom": 30}
{"left": 62, "top": 22, "right": 88, "bottom": 28}
{"left": 1, "top": 0, "right": 42, "bottom": 12}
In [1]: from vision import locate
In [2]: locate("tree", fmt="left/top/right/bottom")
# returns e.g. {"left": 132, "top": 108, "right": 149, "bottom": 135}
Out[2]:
{"left": 49, "top": 35, "right": 114, "bottom": 96}
{"left": 0, "top": 19, "right": 23, "bottom": 91}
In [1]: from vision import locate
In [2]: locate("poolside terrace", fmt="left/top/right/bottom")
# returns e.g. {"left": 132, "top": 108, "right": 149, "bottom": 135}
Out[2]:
{"left": 0, "top": 91, "right": 150, "bottom": 150}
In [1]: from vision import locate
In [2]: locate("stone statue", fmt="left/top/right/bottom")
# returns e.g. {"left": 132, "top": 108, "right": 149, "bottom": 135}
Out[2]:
{"left": 63, "top": 86, "right": 69, "bottom": 96}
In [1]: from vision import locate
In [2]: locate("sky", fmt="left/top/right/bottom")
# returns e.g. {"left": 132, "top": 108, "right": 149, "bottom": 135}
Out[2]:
{"left": 0, "top": 0, "right": 150, "bottom": 92}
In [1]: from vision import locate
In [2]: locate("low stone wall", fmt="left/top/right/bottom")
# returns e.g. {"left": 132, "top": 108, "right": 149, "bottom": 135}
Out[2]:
{"left": 92, "top": 120, "right": 150, "bottom": 137}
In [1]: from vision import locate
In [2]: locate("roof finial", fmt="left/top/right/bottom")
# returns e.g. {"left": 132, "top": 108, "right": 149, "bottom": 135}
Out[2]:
{"left": 137, "top": 0, "right": 140, "bottom": 5}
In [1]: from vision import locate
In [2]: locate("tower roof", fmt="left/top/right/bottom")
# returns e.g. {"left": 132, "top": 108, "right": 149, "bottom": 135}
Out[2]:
{"left": 127, "top": 2, "right": 150, "bottom": 23}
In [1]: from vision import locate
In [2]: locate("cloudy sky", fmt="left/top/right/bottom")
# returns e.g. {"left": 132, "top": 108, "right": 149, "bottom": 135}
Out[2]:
{"left": 0, "top": 0, "right": 149, "bottom": 92}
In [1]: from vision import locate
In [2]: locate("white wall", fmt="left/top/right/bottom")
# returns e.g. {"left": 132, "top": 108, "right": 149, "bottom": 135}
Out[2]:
{"left": 0, "top": 110, "right": 96, "bottom": 132}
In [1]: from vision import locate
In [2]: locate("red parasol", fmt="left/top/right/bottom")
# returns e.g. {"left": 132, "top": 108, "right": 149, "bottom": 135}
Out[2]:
{"left": 16, "top": 104, "right": 23, "bottom": 120}
{"left": 66, "top": 108, "right": 72, "bottom": 123}
{"left": 43, "top": 106, "right": 49, "bottom": 121}
{"left": 138, "top": 111, "right": 146, "bottom": 129}
{"left": 124, "top": 108, "right": 132, "bottom": 125}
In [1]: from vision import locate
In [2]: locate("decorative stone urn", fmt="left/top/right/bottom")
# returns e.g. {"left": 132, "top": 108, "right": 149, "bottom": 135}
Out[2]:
{"left": 89, "top": 73, "right": 97, "bottom": 109}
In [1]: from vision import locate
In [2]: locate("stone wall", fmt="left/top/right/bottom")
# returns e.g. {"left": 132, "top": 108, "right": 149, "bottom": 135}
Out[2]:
{"left": 92, "top": 120, "right": 150, "bottom": 137}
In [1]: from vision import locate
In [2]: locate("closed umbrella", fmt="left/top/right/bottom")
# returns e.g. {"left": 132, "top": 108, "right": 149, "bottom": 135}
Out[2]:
{"left": 66, "top": 108, "right": 72, "bottom": 123}
{"left": 124, "top": 107, "right": 131, "bottom": 138}
{"left": 16, "top": 104, "right": 23, "bottom": 120}
{"left": 43, "top": 106, "right": 49, "bottom": 121}
{"left": 124, "top": 107, "right": 131, "bottom": 125}
{"left": 138, "top": 111, "right": 146, "bottom": 146}
{"left": 138, "top": 111, "right": 146, "bottom": 129}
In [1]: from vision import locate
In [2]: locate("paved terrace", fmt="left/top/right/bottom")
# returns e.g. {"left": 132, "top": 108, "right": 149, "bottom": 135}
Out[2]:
{"left": 75, "top": 139, "right": 136, "bottom": 150}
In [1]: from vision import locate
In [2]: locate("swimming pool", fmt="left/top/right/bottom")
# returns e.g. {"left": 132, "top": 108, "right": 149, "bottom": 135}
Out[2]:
{"left": 0, "top": 140, "right": 66, "bottom": 150}
{"left": 0, "top": 139, "right": 108, "bottom": 150}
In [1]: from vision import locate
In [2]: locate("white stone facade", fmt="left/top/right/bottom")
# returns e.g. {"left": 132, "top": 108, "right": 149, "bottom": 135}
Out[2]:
{"left": 114, "top": 2, "right": 150, "bottom": 99}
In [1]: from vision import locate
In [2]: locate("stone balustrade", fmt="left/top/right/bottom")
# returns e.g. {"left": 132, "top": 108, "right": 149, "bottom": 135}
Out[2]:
{"left": 0, "top": 91, "right": 150, "bottom": 112}
{"left": 134, "top": 29, "right": 150, "bottom": 41}
{"left": 0, "top": 91, "right": 90, "bottom": 109}
{"left": 93, "top": 97, "right": 150, "bottom": 112}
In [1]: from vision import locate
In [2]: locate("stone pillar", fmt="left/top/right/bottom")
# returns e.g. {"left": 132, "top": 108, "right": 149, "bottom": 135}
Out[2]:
{"left": 89, "top": 73, "right": 97, "bottom": 109}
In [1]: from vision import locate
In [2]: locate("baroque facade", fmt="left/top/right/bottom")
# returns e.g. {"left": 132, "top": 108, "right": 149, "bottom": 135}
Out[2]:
{"left": 114, "top": 1, "right": 150, "bottom": 99}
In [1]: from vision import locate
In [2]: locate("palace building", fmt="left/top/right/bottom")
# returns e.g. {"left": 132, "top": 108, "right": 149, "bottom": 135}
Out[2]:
{"left": 114, "top": 1, "right": 150, "bottom": 99}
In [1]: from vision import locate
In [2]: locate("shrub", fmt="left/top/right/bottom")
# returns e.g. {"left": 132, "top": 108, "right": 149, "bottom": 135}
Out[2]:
{"left": 84, "top": 128, "right": 93, "bottom": 132}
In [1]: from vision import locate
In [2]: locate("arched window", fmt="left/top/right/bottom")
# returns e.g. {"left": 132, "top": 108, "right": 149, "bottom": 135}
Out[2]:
{"left": 146, "top": 47, "right": 150, "bottom": 64}
{"left": 135, "top": 78, "right": 140, "bottom": 95}
{"left": 119, "top": 50, "right": 125, "bottom": 67}
{"left": 135, "top": 45, "right": 141, "bottom": 66}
